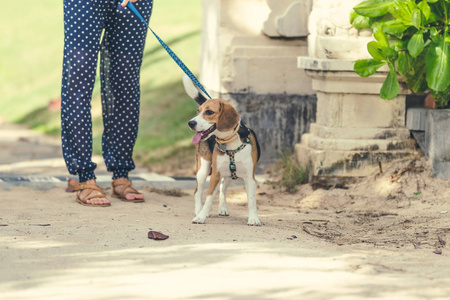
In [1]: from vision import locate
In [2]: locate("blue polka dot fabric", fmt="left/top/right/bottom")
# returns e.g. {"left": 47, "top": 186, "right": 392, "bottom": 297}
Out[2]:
{"left": 61, "top": 0, "right": 153, "bottom": 182}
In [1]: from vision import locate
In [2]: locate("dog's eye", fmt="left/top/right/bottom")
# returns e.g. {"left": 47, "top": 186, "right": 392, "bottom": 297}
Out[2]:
{"left": 205, "top": 110, "right": 214, "bottom": 116}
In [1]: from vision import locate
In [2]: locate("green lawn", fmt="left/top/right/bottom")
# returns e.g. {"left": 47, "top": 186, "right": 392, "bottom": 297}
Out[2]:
{"left": 0, "top": 0, "right": 202, "bottom": 168}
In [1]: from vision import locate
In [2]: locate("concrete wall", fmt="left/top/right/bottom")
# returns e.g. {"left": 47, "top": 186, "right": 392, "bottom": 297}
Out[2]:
{"left": 200, "top": 0, "right": 315, "bottom": 163}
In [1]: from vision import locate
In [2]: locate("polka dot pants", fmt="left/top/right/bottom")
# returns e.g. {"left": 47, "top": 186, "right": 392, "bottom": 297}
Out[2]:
{"left": 61, "top": 0, "right": 153, "bottom": 182}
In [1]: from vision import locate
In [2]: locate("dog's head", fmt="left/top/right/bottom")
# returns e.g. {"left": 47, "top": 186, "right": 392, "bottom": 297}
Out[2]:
{"left": 188, "top": 99, "right": 240, "bottom": 145}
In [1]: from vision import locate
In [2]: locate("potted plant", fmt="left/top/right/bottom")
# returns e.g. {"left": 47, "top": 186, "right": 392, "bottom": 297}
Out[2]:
{"left": 351, "top": 0, "right": 450, "bottom": 179}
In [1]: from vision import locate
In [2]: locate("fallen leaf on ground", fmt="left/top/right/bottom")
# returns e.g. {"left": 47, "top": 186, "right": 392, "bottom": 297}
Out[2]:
{"left": 17, "top": 137, "right": 30, "bottom": 142}
{"left": 148, "top": 231, "right": 169, "bottom": 240}
{"left": 146, "top": 187, "right": 188, "bottom": 197}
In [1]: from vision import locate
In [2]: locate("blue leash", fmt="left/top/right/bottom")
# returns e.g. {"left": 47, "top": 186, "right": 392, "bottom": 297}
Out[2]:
{"left": 119, "top": 1, "right": 212, "bottom": 100}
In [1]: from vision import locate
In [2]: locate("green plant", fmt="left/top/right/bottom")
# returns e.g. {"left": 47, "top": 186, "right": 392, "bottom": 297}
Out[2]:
{"left": 278, "top": 151, "right": 309, "bottom": 194}
{"left": 351, "top": 0, "right": 450, "bottom": 107}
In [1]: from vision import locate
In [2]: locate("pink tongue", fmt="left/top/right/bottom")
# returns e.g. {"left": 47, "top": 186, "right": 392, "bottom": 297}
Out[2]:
{"left": 192, "top": 132, "right": 203, "bottom": 145}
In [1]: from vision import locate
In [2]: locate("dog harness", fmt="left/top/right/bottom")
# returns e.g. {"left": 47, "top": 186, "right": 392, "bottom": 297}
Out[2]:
{"left": 216, "top": 136, "right": 251, "bottom": 180}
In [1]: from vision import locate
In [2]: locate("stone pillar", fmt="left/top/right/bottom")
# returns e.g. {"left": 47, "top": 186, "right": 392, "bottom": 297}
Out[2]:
{"left": 296, "top": 0, "right": 418, "bottom": 177}
{"left": 200, "top": 0, "right": 316, "bottom": 164}
{"left": 263, "top": 0, "right": 312, "bottom": 37}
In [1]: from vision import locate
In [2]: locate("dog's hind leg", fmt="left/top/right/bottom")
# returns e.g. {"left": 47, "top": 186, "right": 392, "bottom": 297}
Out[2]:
{"left": 194, "top": 157, "right": 211, "bottom": 216}
{"left": 218, "top": 177, "right": 231, "bottom": 216}
{"left": 192, "top": 172, "right": 220, "bottom": 224}
{"left": 243, "top": 177, "right": 261, "bottom": 226}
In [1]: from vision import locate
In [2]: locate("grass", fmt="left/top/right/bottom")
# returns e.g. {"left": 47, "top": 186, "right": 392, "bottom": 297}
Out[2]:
{"left": 278, "top": 150, "right": 309, "bottom": 193}
{"left": 0, "top": 0, "right": 202, "bottom": 170}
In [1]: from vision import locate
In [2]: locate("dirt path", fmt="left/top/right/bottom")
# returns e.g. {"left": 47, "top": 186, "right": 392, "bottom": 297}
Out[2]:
{"left": 0, "top": 123, "right": 449, "bottom": 299}
{"left": 0, "top": 182, "right": 449, "bottom": 300}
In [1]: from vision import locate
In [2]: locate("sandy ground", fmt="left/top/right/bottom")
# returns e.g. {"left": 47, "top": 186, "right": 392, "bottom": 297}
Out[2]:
{"left": 1, "top": 123, "right": 450, "bottom": 299}
{"left": 1, "top": 173, "right": 449, "bottom": 300}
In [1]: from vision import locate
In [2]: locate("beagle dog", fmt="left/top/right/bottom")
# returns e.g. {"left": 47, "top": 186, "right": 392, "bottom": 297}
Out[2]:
{"left": 183, "top": 76, "right": 261, "bottom": 226}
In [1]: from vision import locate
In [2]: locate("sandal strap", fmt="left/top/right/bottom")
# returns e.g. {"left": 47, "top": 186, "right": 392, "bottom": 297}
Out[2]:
{"left": 72, "top": 183, "right": 104, "bottom": 193}
{"left": 81, "top": 187, "right": 107, "bottom": 203}
{"left": 67, "top": 179, "right": 107, "bottom": 203}
{"left": 112, "top": 178, "right": 141, "bottom": 198}
{"left": 84, "top": 191, "right": 107, "bottom": 200}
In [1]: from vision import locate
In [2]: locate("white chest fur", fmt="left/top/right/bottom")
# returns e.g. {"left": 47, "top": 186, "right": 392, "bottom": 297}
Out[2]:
{"left": 216, "top": 145, "right": 254, "bottom": 179}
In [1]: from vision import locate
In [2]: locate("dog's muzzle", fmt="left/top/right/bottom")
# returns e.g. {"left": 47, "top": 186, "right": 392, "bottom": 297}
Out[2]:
{"left": 191, "top": 124, "right": 216, "bottom": 145}
{"left": 188, "top": 120, "right": 197, "bottom": 130}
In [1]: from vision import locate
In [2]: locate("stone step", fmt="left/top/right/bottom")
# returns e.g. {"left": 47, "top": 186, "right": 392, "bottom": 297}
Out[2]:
{"left": 295, "top": 143, "right": 418, "bottom": 177}
{"left": 310, "top": 123, "right": 411, "bottom": 140}
{"left": 305, "top": 136, "right": 417, "bottom": 152}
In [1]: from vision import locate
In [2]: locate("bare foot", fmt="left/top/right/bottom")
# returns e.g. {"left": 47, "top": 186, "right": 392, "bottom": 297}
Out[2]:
{"left": 112, "top": 178, "right": 144, "bottom": 202}
{"left": 78, "top": 179, "right": 111, "bottom": 206}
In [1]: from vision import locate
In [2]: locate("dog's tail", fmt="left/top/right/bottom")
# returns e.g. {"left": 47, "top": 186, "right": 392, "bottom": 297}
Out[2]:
{"left": 182, "top": 74, "right": 208, "bottom": 105}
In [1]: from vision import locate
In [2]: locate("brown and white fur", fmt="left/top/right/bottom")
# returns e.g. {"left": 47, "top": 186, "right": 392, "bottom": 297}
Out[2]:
{"left": 183, "top": 76, "right": 261, "bottom": 226}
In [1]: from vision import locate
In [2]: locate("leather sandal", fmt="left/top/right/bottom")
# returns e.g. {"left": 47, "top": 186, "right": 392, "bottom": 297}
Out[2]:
{"left": 66, "top": 179, "right": 111, "bottom": 207}
{"left": 111, "top": 178, "right": 145, "bottom": 203}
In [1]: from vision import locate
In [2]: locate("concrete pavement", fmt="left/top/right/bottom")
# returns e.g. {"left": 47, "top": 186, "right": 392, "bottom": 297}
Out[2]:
{"left": 0, "top": 123, "right": 196, "bottom": 190}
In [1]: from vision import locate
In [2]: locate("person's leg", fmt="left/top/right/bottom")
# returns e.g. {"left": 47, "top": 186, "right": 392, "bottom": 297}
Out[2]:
{"left": 100, "top": 1, "right": 153, "bottom": 200}
{"left": 61, "top": 0, "right": 110, "bottom": 205}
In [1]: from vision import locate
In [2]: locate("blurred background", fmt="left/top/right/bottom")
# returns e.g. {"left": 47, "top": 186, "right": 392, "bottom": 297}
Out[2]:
{"left": 0, "top": 0, "right": 202, "bottom": 176}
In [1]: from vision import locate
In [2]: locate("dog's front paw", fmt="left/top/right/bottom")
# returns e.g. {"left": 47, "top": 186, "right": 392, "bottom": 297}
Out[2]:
{"left": 247, "top": 217, "right": 261, "bottom": 226}
{"left": 192, "top": 215, "right": 207, "bottom": 224}
{"left": 218, "top": 207, "right": 229, "bottom": 216}
{"left": 195, "top": 209, "right": 209, "bottom": 217}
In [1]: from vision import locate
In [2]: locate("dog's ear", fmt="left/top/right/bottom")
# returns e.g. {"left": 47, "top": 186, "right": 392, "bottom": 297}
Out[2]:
{"left": 182, "top": 74, "right": 208, "bottom": 105}
{"left": 217, "top": 101, "right": 239, "bottom": 131}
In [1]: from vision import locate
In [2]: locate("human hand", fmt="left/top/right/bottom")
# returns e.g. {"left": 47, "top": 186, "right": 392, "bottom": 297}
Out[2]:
{"left": 121, "top": 0, "right": 138, "bottom": 7}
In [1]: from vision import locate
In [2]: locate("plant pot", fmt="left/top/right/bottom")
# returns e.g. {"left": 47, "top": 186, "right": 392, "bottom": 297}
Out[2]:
{"left": 407, "top": 108, "right": 450, "bottom": 179}
{"left": 426, "top": 109, "right": 450, "bottom": 179}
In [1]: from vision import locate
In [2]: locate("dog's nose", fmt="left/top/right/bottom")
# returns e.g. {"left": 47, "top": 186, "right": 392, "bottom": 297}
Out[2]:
{"left": 188, "top": 120, "right": 197, "bottom": 129}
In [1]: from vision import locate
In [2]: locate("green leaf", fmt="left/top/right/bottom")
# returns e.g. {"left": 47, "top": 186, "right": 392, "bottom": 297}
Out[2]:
{"left": 381, "top": 19, "right": 409, "bottom": 36}
{"left": 380, "top": 62, "right": 400, "bottom": 100}
{"left": 354, "top": 0, "right": 394, "bottom": 17}
{"left": 411, "top": 9, "right": 422, "bottom": 29}
{"left": 430, "top": 27, "right": 441, "bottom": 43}
{"left": 373, "top": 26, "right": 389, "bottom": 47}
{"left": 354, "top": 59, "right": 386, "bottom": 77}
{"left": 428, "top": 3, "right": 443, "bottom": 22}
{"left": 367, "top": 41, "right": 386, "bottom": 60}
{"left": 418, "top": 0, "right": 431, "bottom": 19}
{"left": 435, "top": 97, "right": 449, "bottom": 108}
{"left": 389, "top": 0, "right": 413, "bottom": 24}
{"left": 353, "top": 15, "right": 372, "bottom": 29}
{"left": 350, "top": 9, "right": 359, "bottom": 23}
{"left": 405, "top": 52, "right": 428, "bottom": 93}
{"left": 406, "top": 0, "right": 417, "bottom": 11}
{"left": 426, "top": 0, "right": 438, "bottom": 3}
{"left": 408, "top": 30, "right": 425, "bottom": 57}
{"left": 390, "top": 40, "right": 404, "bottom": 52}
{"left": 426, "top": 39, "right": 450, "bottom": 91}
{"left": 381, "top": 46, "right": 398, "bottom": 58}
{"left": 397, "top": 51, "right": 408, "bottom": 75}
